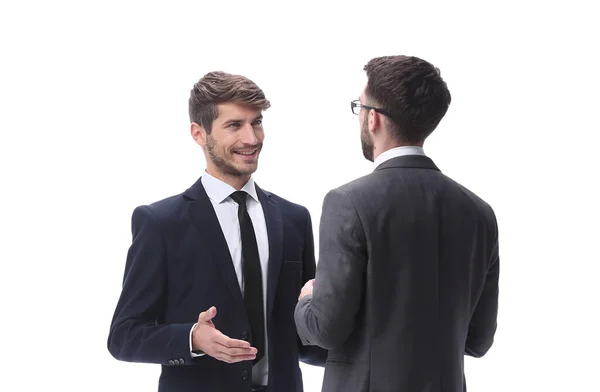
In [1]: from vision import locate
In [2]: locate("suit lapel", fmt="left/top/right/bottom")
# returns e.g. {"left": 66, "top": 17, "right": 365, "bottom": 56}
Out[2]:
{"left": 185, "top": 178, "right": 244, "bottom": 306}
{"left": 256, "top": 186, "right": 284, "bottom": 323}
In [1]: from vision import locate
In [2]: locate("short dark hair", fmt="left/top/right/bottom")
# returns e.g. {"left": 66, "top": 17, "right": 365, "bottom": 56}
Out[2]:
{"left": 364, "top": 55, "right": 451, "bottom": 143}
{"left": 189, "top": 71, "right": 271, "bottom": 133}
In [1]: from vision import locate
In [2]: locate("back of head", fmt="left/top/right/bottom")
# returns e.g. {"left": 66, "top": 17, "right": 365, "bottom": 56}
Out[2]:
{"left": 188, "top": 71, "right": 271, "bottom": 133}
{"left": 364, "top": 55, "right": 451, "bottom": 144}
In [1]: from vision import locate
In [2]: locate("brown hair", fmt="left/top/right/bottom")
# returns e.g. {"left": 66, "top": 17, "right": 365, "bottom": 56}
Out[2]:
{"left": 364, "top": 55, "right": 451, "bottom": 143}
{"left": 189, "top": 71, "right": 271, "bottom": 133}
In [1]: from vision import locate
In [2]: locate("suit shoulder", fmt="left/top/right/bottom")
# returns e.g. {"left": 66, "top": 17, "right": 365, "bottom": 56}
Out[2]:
{"left": 437, "top": 175, "right": 498, "bottom": 234}
{"left": 323, "top": 172, "right": 375, "bottom": 200}
{"left": 446, "top": 175, "right": 495, "bottom": 214}
{"left": 132, "top": 192, "right": 187, "bottom": 224}
{"left": 260, "top": 189, "right": 309, "bottom": 216}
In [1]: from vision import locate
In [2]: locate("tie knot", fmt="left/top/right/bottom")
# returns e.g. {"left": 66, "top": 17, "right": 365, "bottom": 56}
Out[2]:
{"left": 230, "top": 191, "right": 248, "bottom": 206}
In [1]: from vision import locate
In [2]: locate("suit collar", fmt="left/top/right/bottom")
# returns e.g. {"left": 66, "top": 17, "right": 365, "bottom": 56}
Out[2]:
{"left": 374, "top": 154, "right": 440, "bottom": 172}
{"left": 184, "top": 174, "right": 260, "bottom": 202}
{"left": 373, "top": 146, "right": 425, "bottom": 169}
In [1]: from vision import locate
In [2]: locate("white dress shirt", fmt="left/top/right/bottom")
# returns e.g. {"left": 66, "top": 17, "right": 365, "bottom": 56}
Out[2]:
{"left": 189, "top": 170, "right": 270, "bottom": 386}
{"left": 373, "top": 145, "right": 426, "bottom": 169}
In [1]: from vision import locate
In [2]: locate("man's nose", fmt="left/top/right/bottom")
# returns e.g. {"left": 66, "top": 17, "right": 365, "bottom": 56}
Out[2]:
{"left": 239, "top": 123, "right": 258, "bottom": 144}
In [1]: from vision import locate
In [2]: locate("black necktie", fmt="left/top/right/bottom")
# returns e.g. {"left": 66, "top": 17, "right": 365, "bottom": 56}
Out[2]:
{"left": 230, "top": 191, "right": 265, "bottom": 364}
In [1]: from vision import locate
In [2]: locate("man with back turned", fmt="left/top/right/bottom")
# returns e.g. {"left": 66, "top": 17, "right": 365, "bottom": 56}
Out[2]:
{"left": 295, "top": 55, "right": 500, "bottom": 392}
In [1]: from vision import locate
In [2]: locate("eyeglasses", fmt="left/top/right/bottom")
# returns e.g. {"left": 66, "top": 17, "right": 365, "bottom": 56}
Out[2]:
{"left": 350, "top": 99, "right": 392, "bottom": 118}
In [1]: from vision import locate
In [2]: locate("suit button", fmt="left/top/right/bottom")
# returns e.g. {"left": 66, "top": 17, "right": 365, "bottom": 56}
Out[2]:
{"left": 173, "top": 359, "right": 180, "bottom": 365}
{"left": 242, "top": 370, "right": 249, "bottom": 380}
{"left": 168, "top": 360, "right": 174, "bottom": 365}
{"left": 241, "top": 331, "right": 248, "bottom": 340}
{"left": 179, "top": 358, "right": 185, "bottom": 364}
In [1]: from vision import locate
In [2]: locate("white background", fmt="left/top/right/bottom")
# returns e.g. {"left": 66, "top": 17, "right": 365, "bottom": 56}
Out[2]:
{"left": 1, "top": 1, "right": 598, "bottom": 391}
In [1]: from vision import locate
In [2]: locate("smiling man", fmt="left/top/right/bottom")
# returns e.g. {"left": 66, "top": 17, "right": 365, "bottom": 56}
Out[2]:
{"left": 108, "top": 71, "right": 326, "bottom": 392}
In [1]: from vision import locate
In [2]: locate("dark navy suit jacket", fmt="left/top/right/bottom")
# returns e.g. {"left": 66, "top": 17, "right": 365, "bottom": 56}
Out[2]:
{"left": 108, "top": 177, "right": 326, "bottom": 392}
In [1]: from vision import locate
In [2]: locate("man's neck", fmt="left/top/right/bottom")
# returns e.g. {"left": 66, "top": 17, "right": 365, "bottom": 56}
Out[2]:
{"left": 373, "top": 140, "right": 424, "bottom": 162}
{"left": 205, "top": 167, "right": 250, "bottom": 191}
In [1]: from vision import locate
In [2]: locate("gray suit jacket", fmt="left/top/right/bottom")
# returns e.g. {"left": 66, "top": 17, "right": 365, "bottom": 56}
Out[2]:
{"left": 295, "top": 155, "right": 499, "bottom": 392}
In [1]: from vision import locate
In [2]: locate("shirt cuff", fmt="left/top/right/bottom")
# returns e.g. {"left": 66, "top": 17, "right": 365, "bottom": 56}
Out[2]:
{"left": 189, "top": 323, "right": 205, "bottom": 357}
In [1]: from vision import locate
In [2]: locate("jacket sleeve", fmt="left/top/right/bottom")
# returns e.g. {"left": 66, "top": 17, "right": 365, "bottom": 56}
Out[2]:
{"left": 465, "top": 215, "right": 500, "bottom": 357}
{"left": 296, "top": 207, "right": 328, "bottom": 366}
{"left": 295, "top": 189, "right": 368, "bottom": 350}
{"left": 107, "top": 205, "right": 197, "bottom": 366}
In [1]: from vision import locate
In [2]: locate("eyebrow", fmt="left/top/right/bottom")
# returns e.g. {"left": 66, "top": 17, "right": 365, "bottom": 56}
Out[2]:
{"left": 223, "top": 115, "right": 263, "bottom": 126}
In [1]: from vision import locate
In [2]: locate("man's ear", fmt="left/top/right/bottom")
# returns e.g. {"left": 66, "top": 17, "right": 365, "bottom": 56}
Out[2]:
{"left": 368, "top": 109, "right": 381, "bottom": 136}
{"left": 191, "top": 122, "right": 207, "bottom": 147}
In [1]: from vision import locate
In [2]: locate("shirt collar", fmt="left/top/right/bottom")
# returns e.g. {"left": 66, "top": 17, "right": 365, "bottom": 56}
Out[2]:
{"left": 200, "top": 171, "right": 259, "bottom": 204}
{"left": 373, "top": 146, "right": 425, "bottom": 170}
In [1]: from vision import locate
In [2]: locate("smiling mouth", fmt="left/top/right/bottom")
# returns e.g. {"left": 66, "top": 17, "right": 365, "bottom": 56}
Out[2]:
{"left": 234, "top": 149, "right": 258, "bottom": 157}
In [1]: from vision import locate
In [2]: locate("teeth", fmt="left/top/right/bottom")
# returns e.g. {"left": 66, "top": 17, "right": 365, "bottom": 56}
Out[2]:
{"left": 236, "top": 150, "right": 255, "bottom": 156}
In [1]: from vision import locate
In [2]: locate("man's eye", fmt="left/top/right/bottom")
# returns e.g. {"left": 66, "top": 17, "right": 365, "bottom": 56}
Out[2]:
{"left": 228, "top": 122, "right": 240, "bottom": 128}
{"left": 253, "top": 120, "right": 262, "bottom": 126}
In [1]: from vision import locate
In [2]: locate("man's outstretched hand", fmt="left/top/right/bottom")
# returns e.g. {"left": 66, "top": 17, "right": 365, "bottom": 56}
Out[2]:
{"left": 191, "top": 306, "right": 257, "bottom": 363}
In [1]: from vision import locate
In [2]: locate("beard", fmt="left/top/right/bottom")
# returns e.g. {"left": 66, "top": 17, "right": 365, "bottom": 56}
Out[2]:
{"left": 361, "top": 115, "right": 374, "bottom": 162}
{"left": 206, "top": 135, "right": 261, "bottom": 177}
